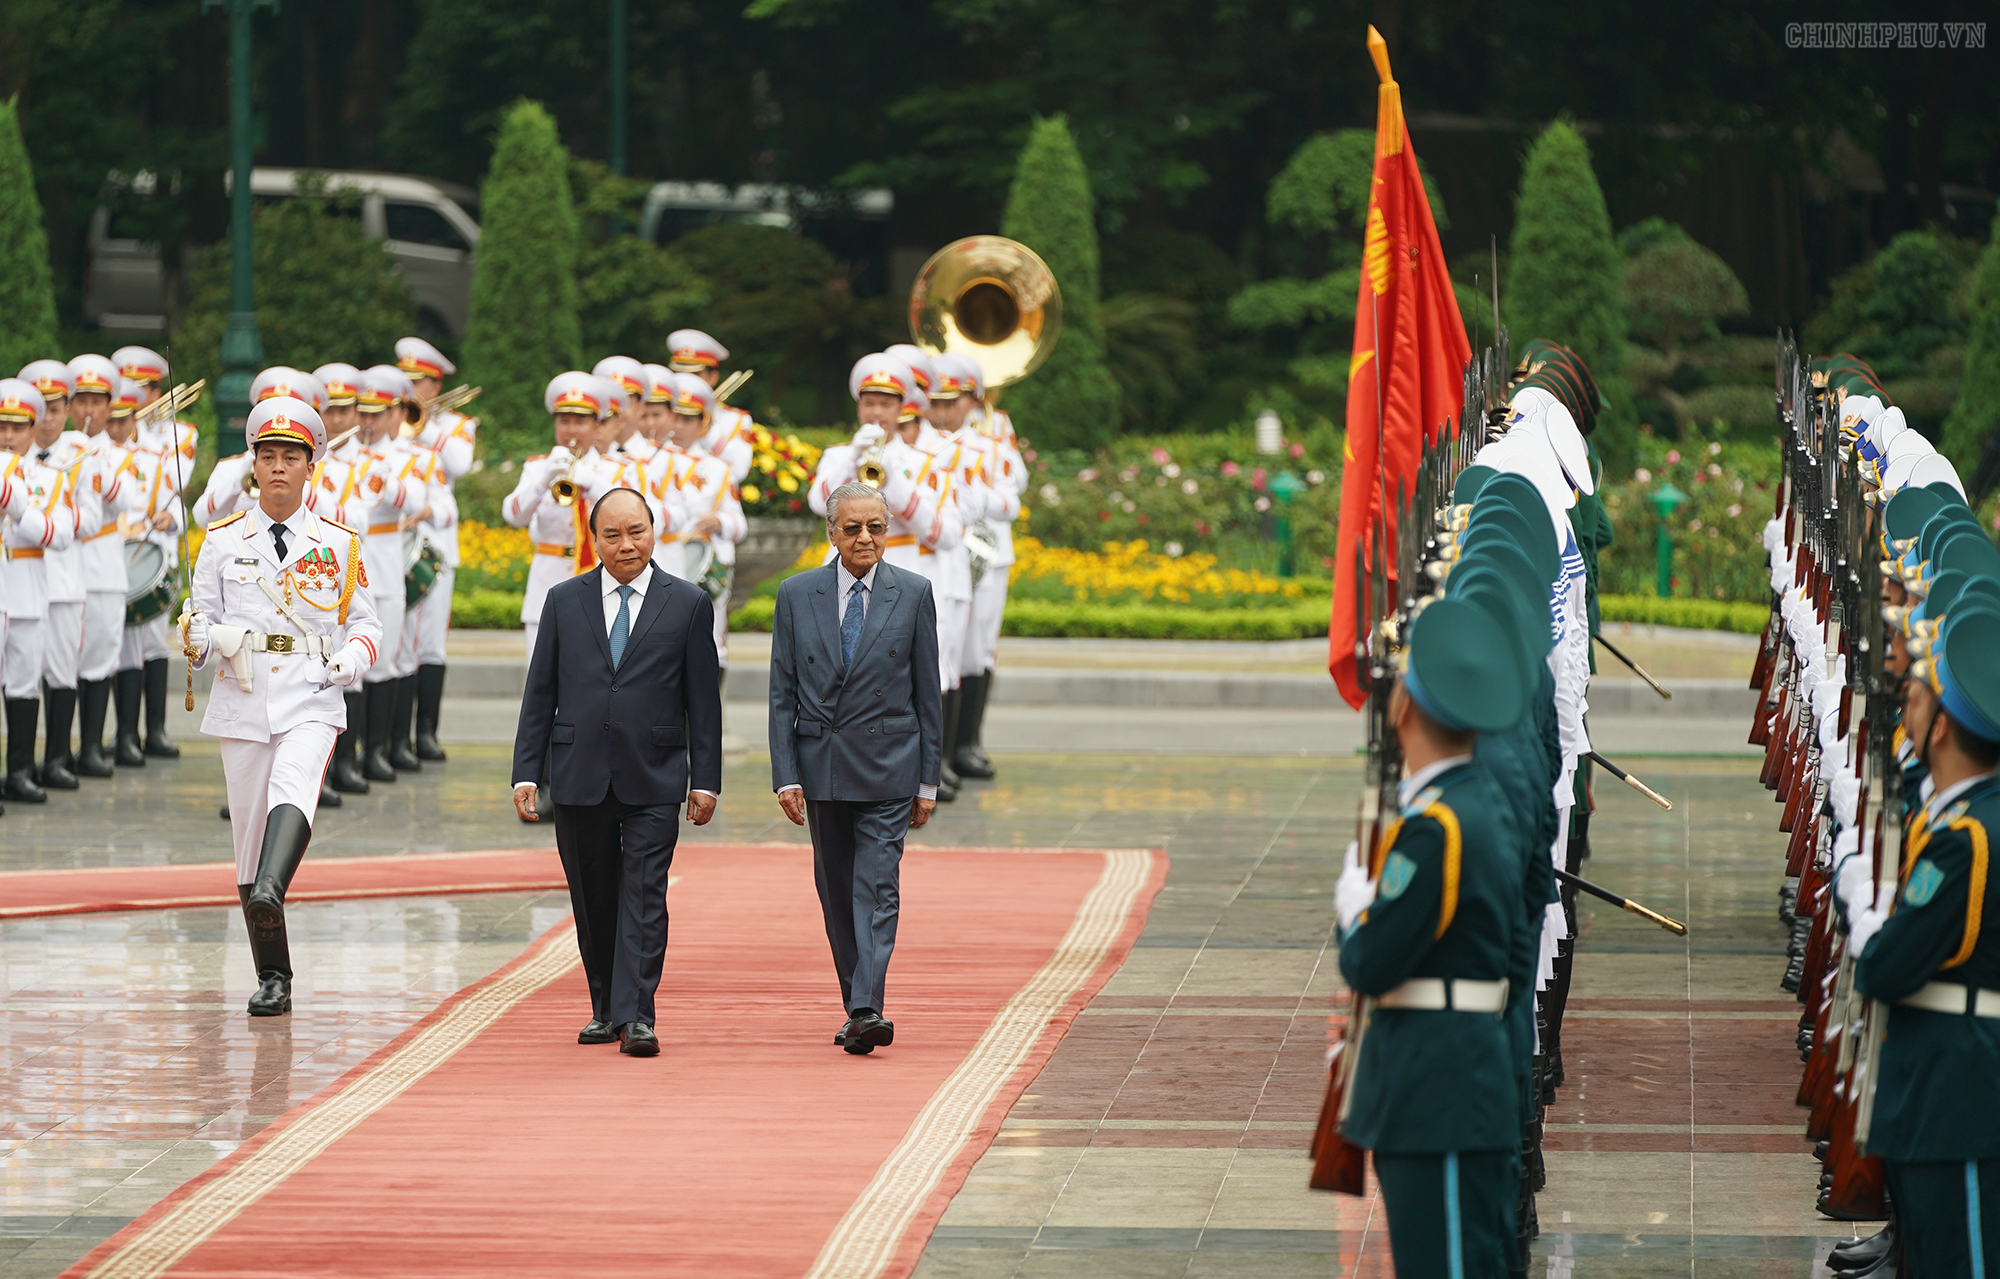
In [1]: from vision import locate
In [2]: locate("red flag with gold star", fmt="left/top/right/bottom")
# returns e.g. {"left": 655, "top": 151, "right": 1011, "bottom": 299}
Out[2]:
{"left": 1328, "top": 26, "right": 1471, "bottom": 707}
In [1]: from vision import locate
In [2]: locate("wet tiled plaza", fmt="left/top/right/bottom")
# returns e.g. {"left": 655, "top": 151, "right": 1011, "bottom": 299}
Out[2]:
{"left": 0, "top": 743, "right": 1849, "bottom": 1277}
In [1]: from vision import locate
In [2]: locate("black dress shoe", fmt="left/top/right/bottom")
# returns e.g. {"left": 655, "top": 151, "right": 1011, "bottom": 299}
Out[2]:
{"left": 320, "top": 781, "right": 342, "bottom": 808}
{"left": 579, "top": 1019, "right": 618, "bottom": 1044}
{"left": 1829, "top": 1228, "right": 1894, "bottom": 1271}
{"left": 248, "top": 973, "right": 292, "bottom": 1016}
{"left": 619, "top": 1023, "right": 660, "bottom": 1056}
{"left": 842, "top": 1010, "right": 894, "bottom": 1055}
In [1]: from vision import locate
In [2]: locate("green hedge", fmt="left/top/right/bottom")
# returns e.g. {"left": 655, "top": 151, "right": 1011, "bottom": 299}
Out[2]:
{"left": 728, "top": 595, "right": 1327, "bottom": 641}
{"left": 1598, "top": 593, "right": 1766, "bottom": 635}
{"left": 453, "top": 588, "right": 528, "bottom": 630}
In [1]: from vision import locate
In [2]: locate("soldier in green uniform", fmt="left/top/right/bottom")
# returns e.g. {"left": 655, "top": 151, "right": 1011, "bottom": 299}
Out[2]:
{"left": 1852, "top": 603, "right": 2000, "bottom": 1279}
{"left": 1335, "top": 594, "right": 1531, "bottom": 1279}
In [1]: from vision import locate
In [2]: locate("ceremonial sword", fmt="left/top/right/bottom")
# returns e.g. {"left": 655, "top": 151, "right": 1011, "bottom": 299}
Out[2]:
{"left": 1592, "top": 632, "right": 1672, "bottom": 700}
{"left": 1553, "top": 867, "right": 1688, "bottom": 935}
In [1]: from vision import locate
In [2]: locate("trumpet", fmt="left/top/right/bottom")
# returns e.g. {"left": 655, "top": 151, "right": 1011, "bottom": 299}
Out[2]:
{"left": 550, "top": 455, "right": 584, "bottom": 506}
{"left": 856, "top": 441, "right": 889, "bottom": 488}
{"left": 239, "top": 470, "right": 260, "bottom": 499}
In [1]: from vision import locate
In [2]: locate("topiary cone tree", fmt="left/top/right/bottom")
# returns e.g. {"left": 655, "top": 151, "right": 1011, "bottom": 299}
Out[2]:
{"left": 464, "top": 99, "right": 582, "bottom": 457}
{"left": 1000, "top": 114, "right": 1120, "bottom": 452}
{"left": 1508, "top": 118, "right": 1628, "bottom": 450}
{"left": 0, "top": 96, "right": 59, "bottom": 373}
{"left": 1944, "top": 211, "right": 2000, "bottom": 493}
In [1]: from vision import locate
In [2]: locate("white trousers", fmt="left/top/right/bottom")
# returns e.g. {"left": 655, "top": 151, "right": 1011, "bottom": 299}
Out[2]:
{"left": 411, "top": 564, "right": 452, "bottom": 666}
{"left": 44, "top": 601, "right": 83, "bottom": 690}
{"left": 712, "top": 585, "right": 729, "bottom": 669}
{"left": 81, "top": 592, "right": 124, "bottom": 681}
{"left": 4, "top": 618, "right": 44, "bottom": 699}
{"left": 120, "top": 616, "right": 170, "bottom": 671}
{"left": 220, "top": 722, "right": 339, "bottom": 882}
{"left": 366, "top": 593, "right": 405, "bottom": 683}
{"left": 962, "top": 569, "right": 1007, "bottom": 675}
{"left": 936, "top": 594, "right": 970, "bottom": 691}
{"left": 523, "top": 621, "right": 538, "bottom": 665}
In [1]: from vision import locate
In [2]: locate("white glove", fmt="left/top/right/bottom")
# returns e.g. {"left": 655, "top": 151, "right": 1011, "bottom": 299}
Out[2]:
{"left": 1833, "top": 830, "right": 1874, "bottom": 921}
{"left": 1829, "top": 770, "right": 1860, "bottom": 830}
{"left": 180, "top": 606, "right": 209, "bottom": 655}
{"left": 851, "top": 423, "right": 887, "bottom": 451}
{"left": 1848, "top": 905, "right": 1886, "bottom": 956}
{"left": 325, "top": 641, "right": 370, "bottom": 688}
{"left": 1335, "top": 840, "right": 1376, "bottom": 934}
{"left": 547, "top": 444, "right": 575, "bottom": 468}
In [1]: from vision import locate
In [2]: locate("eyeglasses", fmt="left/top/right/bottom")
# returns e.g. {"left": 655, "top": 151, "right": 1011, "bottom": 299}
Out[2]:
{"left": 836, "top": 521, "right": 889, "bottom": 538}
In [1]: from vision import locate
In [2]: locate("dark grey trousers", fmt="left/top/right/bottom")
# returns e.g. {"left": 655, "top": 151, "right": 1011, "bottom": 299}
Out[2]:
{"left": 805, "top": 797, "right": 910, "bottom": 1015}
{"left": 553, "top": 785, "right": 679, "bottom": 1027}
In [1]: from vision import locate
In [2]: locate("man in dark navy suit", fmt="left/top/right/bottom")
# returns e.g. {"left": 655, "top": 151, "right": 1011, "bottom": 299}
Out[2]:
{"left": 512, "top": 487, "right": 723, "bottom": 1057}
{"left": 768, "top": 482, "right": 943, "bottom": 1055}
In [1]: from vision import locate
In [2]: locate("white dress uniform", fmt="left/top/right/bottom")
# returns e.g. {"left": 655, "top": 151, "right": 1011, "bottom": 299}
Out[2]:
{"left": 77, "top": 434, "right": 136, "bottom": 683}
{"left": 343, "top": 435, "right": 424, "bottom": 684}
{"left": 953, "top": 400, "right": 1026, "bottom": 678}
{"left": 393, "top": 447, "right": 457, "bottom": 674}
{"left": 187, "top": 396, "right": 381, "bottom": 1016}
{"left": 906, "top": 420, "right": 986, "bottom": 693}
{"left": 2, "top": 444, "right": 77, "bottom": 699}
{"left": 659, "top": 374, "right": 745, "bottom": 662}
{"left": 397, "top": 344, "right": 476, "bottom": 669}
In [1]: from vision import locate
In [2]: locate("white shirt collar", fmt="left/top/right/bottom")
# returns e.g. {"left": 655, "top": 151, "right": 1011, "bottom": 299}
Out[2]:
{"left": 1923, "top": 769, "right": 1999, "bottom": 824}
{"left": 1398, "top": 754, "right": 1474, "bottom": 809}
{"left": 603, "top": 566, "right": 651, "bottom": 602}
{"left": 836, "top": 560, "right": 878, "bottom": 597}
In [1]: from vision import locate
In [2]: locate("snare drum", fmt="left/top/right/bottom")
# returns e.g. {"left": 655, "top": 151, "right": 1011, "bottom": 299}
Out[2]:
{"left": 403, "top": 528, "right": 442, "bottom": 607}
{"left": 124, "top": 541, "right": 175, "bottom": 627}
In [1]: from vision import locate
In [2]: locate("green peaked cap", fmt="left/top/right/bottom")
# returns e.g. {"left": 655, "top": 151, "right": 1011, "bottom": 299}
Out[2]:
{"left": 1404, "top": 598, "right": 1530, "bottom": 733}
{"left": 1453, "top": 465, "right": 1498, "bottom": 506}
{"left": 1933, "top": 606, "right": 2000, "bottom": 743}
{"left": 1448, "top": 562, "right": 1545, "bottom": 673}
{"left": 1884, "top": 486, "right": 1947, "bottom": 543}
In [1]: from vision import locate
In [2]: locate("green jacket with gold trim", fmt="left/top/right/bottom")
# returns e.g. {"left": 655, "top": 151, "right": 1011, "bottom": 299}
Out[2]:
{"left": 1338, "top": 758, "right": 1521, "bottom": 1154}
{"left": 1856, "top": 772, "right": 2000, "bottom": 1161}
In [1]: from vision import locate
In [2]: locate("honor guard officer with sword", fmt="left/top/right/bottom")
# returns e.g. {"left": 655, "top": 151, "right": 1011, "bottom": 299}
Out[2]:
{"left": 194, "top": 367, "right": 327, "bottom": 531}
{"left": 56, "top": 355, "right": 133, "bottom": 779}
{"left": 110, "top": 350, "right": 196, "bottom": 762}
{"left": 395, "top": 339, "right": 473, "bottom": 765}
{"left": 0, "top": 380, "right": 78, "bottom": 804}
{"left": 182, "top": 397, "right": 381, "bottom": 1016}
{"left": 19, "top": 359, "right": 92, "bottom": 790}
{"left": 1333, "top": 597, "right": 1531, "bottom": 1279}
{"left": 343, "top": 365, "right": 427, "bottom": 782}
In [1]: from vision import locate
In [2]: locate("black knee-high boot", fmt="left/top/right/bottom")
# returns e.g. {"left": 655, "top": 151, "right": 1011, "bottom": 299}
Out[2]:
{"left": 414, "top": 663, "right": 447, "bottom": 761}
{"left": 245, "top": 803, "right": 312, "bottom": 928}
{"left": 142, "top": 657, "right": 179, "bottom": 757}
{"left": 6, "top": 698, "right": 48, "bottom": 803}
{"left": 239, "top": 865, "right": 298, "bottom": 1018}
{"left": 40, "top": 683, "right": 79, "bottom": 789}
{"left": 362, "top": 682, "right": 398, "bottom": 782}
{"left": 954, "top": 670, "right": 996, "bottom": 779}
{"left": 76, "top": 678, "right": 114, "bottom": 777}
{"left": 388, "top": 673, "right": 423, "bottom": 771}
{"left": 113, "top": 669, "right": 146, "bottom": 766}
{"left": 330, "top": 692, "right": 370, "bottom": 793}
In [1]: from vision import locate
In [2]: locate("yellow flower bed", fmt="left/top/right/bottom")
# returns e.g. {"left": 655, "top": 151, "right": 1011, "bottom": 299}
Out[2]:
{"left": 1009, "top": 537, "right": 1309, "bottom": 606}
{"left": 458, "top": 519, "right": 533, "bottom": 589}
{"left": 742, "top": 425, "right": 821, "bottom": 512}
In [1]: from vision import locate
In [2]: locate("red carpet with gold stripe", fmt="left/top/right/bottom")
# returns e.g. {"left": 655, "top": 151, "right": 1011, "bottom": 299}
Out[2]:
{"left": 57, "top": 842, "right": 1164, "bottom": 1279}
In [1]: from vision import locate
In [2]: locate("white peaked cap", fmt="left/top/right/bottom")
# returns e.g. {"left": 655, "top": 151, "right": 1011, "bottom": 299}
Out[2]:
{"left": 884, "top": 344, "right": 937, "bottom": 393}
{"left": 666, "top": 329, "right": 728, "bottom": 371}
{"left": 394, "top": 336, "right": 456, "bottom": 379}
{"left": 592, "top": 355, "right": 648, "bottom": 400}
{"left": 67, "top": 354, "right": 118, "bottom": 395}
{"left": 19, "top": 360, "right": 74, "bottom": 399}
{"left": 251, "top": 366, "right": 327, "bottom": 410}
{"left": 641, "top": 363, "right": 674, "bottom": 402}
{"left": 1864, "top": 405, "right": 1908, "bottom": 455}
{"left": 545, "top": 371, "right": 610, "bottom": 418}
{"left": 0, "top": 378, "right": 47, "bottom": 425}
{"left": 849, "top": 353, "right": 915, "bottom": 402}
{"left": 1475, "top": 432, "right": 1573, "bottom": 550}
{"left": 1506, "top": 386, "right": 1592, "bottom": 497}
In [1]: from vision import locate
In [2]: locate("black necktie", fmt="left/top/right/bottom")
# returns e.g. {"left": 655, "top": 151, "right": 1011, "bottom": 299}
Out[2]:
{"left": 35, "top": 449, "right": 49, "bottom": 463}
{"left": 272, "top": 523, "right": 288, "bottom": 563}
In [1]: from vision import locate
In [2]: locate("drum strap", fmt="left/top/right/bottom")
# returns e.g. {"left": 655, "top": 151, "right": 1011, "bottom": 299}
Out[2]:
{"left": 338, "top": 533, "right": 362, "bottom": 625}
{"left": 145, "top": 456, "right": 165, "bottom": 518}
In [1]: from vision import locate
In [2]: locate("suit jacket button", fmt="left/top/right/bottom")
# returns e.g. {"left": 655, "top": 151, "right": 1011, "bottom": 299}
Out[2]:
{"left": 869, "top": 725, "right": 877, "bottom": 733}
{"left": 807, "top": 655, "right": 814, "bottom": 663}
{"left": 833, "top": 727, "right": 840, "bottom": 733}
{"left": 611, "top": 684, "right": 619, "bottom": 692}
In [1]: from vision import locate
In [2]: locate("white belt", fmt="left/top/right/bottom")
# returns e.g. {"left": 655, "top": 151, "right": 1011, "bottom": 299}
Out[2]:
{"left": 1898, "top": 981, "right": 2000, "bottom": 1018}
{"left": 246, "top": 631, "right": 332, "bottom": 659}
{"left": 1377, "top": 977, "right": 1509, "bottom": 1014}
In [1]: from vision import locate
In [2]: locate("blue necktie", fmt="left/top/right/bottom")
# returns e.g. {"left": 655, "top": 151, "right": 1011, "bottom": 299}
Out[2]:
{"left": 841, "top": 580, "right": 866, "bottom": 667}
{"left": 609, "top": 584, "right": 634, "bottom": 669}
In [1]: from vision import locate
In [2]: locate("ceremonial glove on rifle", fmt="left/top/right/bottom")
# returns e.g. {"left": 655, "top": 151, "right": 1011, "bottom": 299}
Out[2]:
{"left": 325, "top": 640, "right": 371, "bottom": 688}
{"left": 1832, "top": 827, "right": 1875, "bottom": 924}
{"left": 1828, "top": 770, "right": 1860, "bottom": 830}
{"left": 1848, "top": 905, "right": 1886, "bottom": 956}
{"left": 1335, "top": 840, "right": 1376, "bottom": 935}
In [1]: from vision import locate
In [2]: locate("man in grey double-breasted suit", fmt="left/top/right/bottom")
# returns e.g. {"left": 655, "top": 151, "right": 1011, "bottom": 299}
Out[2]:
{"left": 769, "top": 482, "right": 943, "bottom": 1055}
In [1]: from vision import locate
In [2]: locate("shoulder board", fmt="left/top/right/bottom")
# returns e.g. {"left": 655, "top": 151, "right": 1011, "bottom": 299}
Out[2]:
{"left": 1401, "top": 786, "right": 1445, "bottom": 819}
{"left": 209, "top": 510, "right": 248, "bottom": 530}
{"left": 322, "top": 518, "right": 359, "bottom": 536}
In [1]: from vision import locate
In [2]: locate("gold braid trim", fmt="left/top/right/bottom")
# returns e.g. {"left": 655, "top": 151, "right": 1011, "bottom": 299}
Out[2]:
{"left": 337, "top": 533, "right": 361, "bottom": 626}
{"left": 1941, "top": 816, "right": 1989, "bottom": 970}
{"left": 1424, "top": 802, "right": 1463, "bottom": 939}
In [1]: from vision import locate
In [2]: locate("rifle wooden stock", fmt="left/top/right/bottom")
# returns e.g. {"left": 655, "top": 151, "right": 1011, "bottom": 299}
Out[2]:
{"left": 1823, "top": 1091, "right": 1888, "bottom": 1218}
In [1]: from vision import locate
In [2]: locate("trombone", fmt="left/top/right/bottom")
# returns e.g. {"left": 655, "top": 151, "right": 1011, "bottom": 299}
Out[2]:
{"left": 136, "top": 380, "right": 206, "bottom": 424}
{"left": 713, "top": 370, "right": 753, "bottom": 405}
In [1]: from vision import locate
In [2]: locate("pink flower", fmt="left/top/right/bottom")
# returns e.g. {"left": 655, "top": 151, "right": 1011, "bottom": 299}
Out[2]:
{"left": 1220, "top": 461, "right": 1240, "bottom": 478}
{"left": 1252, "top": 467, "right": 1268, "bottom": 490}
{"left": 1151, "top": 446, "right": 1170, "bottom": 465}
{"left": 1023, "top": 449, "right": 1037, "bottom": 462}
{"left": 1289, "top": 442, "right": 1305, "bottom": 458}
{"left": 1078, "top": 468, "right": 1099, "bottom": 482}
{"left": 1666, "top": 449, "right": 1681, "bottom": 464}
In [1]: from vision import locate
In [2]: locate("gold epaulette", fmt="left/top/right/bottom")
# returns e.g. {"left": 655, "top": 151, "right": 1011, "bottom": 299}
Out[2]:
{"left": 209, "top": 511, "right": 248, "bottom": 530}
{"left": 321, "top": 517, "right": 359, "bottom": 537}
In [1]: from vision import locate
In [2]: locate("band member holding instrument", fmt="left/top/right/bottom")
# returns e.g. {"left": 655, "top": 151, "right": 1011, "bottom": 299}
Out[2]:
{"left": 396, "top": 341, "right": 475, "bottom": 763}
{"left": 649, "top": 374, "right": 742, "bottom": 658}
{"left": 112, "top": 350, "right": 195, "bottom": 762}
{"left": 62, "top": 354, "right": 130, "bottom": 778}
{"left": 665, "top": 330, "right": 755, "bottom": 485}
{"left": 348, "top": 365, "right": 427, "bottom": 781}
{"left": 19, "top": 360, "right": 89, "bottom": 790}
{"left": 0, "top": 380, "right": 77, "bottom": 804}
{"left": 182, "top": 397, "right": 380, "bottom": 1017}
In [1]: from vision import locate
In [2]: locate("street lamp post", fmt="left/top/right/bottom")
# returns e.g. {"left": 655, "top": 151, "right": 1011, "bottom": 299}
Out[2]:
{"left": 204, "top": 0, "right": 275, "bottom": 458}
{"left": 1649, "top": 482, "right": 1689, "bottom": 599}
{"left": 1269, "top": 470, "right": 1307, "bottom": 578}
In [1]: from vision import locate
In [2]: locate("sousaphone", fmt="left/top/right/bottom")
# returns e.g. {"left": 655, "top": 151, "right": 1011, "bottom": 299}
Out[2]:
{"left": 907, "top": 236, "right": 1062, "bottom": 393}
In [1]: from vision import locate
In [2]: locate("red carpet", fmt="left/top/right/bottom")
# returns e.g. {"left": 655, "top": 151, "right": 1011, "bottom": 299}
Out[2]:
{"left": 62, "top": 842, "right": 1164, "bottom": 1279}
{"left": 0, "top": 848, "right": 568, "bottom": 919}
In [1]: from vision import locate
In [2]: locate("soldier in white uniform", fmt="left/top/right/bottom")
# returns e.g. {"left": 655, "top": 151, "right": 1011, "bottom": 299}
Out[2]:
{"left": 649, "top": 373, "right": 743, "bottom": 591}
{"left": 100, "top": 379, "right": 179, "bottom": 765}
{"left": 1, "top": 381, "right": 79, "bottom": 803}
{"left": 181, "top": 397, "right": 381, "bottom": 1016}
{"left": 59, "top": 355, "right": 130, "bottom": 778}
{"left": 933, "top": 353, "right": 1023, "bottom": 780}
{"left": 343, "top": 365, "right": 426, "bottom": 780}
{"left": 666, "top": 330, "right": 755, "bottom": 482}
{"left": 394, "top": 341, "right": 473, "bottom": 762}
{"left": 19, "top": 360, "right": 88, "bottom": 788}
{"left": 112, "top": 348, "right": 197, "bottom": 761}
